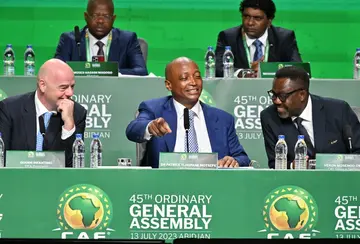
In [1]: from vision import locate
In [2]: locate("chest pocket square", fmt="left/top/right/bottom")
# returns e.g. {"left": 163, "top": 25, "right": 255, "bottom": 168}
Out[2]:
{"left": 330, "top": 140, "right": 338, "bottom": 145}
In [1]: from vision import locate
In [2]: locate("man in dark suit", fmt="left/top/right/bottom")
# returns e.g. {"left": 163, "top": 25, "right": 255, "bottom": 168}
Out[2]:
{"left": 54, "top": 0, "right": 148, "bottom": 76}
{"left": 126, "top": 57, "right": 250, "bottom": 168}
{"left": 215, "top": 0, "right": 302, "bottom": 77}
{"left": 0, "top": 59, "right": 87, "bottom": 167}
{"left": 260, "top": 66, "right": 360, "bottom": 169}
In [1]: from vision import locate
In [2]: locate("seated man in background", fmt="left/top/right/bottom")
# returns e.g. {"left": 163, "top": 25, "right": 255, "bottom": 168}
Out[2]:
{"left": 54, "top": 0, "right": 148, "bottom": 76}
{"left": 215, "top": 0, "right": 302, "bottom": 77}
{"left": 126, "top": 57, "right": 251, "bottom": 168}
{"left": 260, "top": 66, "right": 360, "bottom": 169}
{"left": 0, "top": 59, "right": 87, "bottom": 167}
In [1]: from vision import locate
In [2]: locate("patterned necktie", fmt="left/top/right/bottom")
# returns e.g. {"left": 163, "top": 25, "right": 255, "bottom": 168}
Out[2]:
{"left": 36, "top": 112, "right": 52, "bottom": 151}
{"left": 96, "top": 41, "right": 105, "bottom": 56}
{"left": 294, "top": 117, "right": 315, "bottom": 158}
{"left": 185, "top": 110, "right": 199, "bottom": 152}
{"left": 253, "top": 39, "right": 263, "bottom": 62}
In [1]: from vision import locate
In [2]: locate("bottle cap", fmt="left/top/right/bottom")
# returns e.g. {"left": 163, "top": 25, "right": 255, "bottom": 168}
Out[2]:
{"left": 75, "top": 134, "right": 82, "bottom": 139}
{"left": 278, "top": 135, "right": 285, "bottom": 140}
{"left": 92, "top": 133, "right": 100, "bottom": 139}
{"left": 298, "top": 135, "right": 305, "bottom": 140}
{"left": 225, "top": 46, "right": 231, "bottom": 51}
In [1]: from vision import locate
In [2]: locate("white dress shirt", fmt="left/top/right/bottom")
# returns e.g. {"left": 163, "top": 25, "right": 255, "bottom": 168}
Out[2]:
{"left": 87, "top": 29, "right": 110, "bottom": 59}
{"left": 292, "top": 96, "right": 314, "bottom": 146}
{"left": 34, "top": 91, "right": 75, "bottom": 140}
{"left": 244, "top": 28, "right": 268, "bottom": 62}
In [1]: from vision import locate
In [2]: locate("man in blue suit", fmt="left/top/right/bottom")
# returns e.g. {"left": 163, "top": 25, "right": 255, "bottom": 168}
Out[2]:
{"left": 54, "top": 0, "right": 148, "bottom": 76}
{"left": 126, "top": 57, "right": 251, "bottom": 168}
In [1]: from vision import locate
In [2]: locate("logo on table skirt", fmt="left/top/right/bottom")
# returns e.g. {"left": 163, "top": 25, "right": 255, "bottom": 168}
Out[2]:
{"left": 53, "top": 184, "right": 114, "bottom": 239}
{"left": 259, "top": 185, "right": 319, "bottom": 239}
{"left": 85, "top": 63, "right": 91, "bottom": 69}
{"left": 0, "top": 89, "right": 8, "bottom": 101}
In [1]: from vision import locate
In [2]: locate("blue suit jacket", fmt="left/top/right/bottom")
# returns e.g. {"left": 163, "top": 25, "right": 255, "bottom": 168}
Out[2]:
{"left": 126, "top": 96, "right": 251, "bottom": 168}
{"left": 54, "top": 26, "right": 148, "bottom": 76}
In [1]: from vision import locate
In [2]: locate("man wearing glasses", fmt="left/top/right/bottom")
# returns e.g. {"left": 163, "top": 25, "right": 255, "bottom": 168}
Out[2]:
{"left": 54, "top": 0, "right": 148, "bottom": 76}
{"left": 260, "top": 66, "right": 360, "bottom": 169}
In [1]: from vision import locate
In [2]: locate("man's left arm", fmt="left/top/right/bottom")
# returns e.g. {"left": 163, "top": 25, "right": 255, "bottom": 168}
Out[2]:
{"left": 119, "top": 33, "right": 148, "bottom": 76}
{"left": 343, "top": 102, "right": 360, "bottom": 153}
{"left": 284, "top": 31, "right": 302, "bottom": 62}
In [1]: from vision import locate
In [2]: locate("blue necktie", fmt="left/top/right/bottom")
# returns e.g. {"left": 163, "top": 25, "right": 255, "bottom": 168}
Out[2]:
{"left": 36, "top": 112, "right": 52, "bottom": 151}
{"left": 185, "top": 110, "right": 199, "bottom": 152}
{"left": 253, "top": 39, "right": 263, "bottom": 62}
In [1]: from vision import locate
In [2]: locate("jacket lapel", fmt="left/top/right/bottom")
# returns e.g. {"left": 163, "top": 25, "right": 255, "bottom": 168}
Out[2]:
{"left": 311, "top": 95, "right": 325, "bottom": 152}
{"left": 23, "top": 92, "right": 37, "bottom": 149}
{"left": 79, "top": 27, "right": 87, "bottom": 61}
{"left": 108, "top": 29, "right": 118, "bottom": 62}
{"left": 162, "top": 98, "right": 177, "bottom": 152}
{"left": 267, "top": 27, "right": 277, "bottom": 62}
{"left": 202, "top": 103, "right": 219, "bottom": 152}
{"left": 236, "top": 26, "right": 250, "bottom": 69}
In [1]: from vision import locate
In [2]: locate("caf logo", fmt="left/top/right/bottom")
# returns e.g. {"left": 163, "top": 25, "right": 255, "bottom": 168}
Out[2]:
{"left": 85, "top": 63, "right": 91, "bottom": 69}
{"left": 56, "top": 184, "right": 113, "bottom": 231}
{"left": 263, "top": 185, "right": 318, "bottom": 232}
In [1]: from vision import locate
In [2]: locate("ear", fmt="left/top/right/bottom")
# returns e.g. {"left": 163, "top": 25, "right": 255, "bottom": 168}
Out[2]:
{"left": 112, "top": 15, "right": 117, "bottom": 22}
{"left": 300, "top": 90, "right": 307, "bottom": 102}
{"left": 165, "top": 80, "right": 172, "bottom": 91}
{"left": 84, "top": 12, "right": 88, "bottom": 21}
{"left": 267, "top": 19, "right": 272, "bottom": 27}
{"left": 38, "top": 79, "right": 46, "bottom": 93}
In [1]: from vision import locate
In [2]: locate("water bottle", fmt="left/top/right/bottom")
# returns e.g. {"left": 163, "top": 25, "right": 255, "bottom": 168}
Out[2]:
{"left": 354, "top": 48, "right": 360, "bottom": 79}
{"left": 294, "top": 135, "right": 307, "bottom": 170}
{"left": 72, "top": 134, "right": 85, "bottom": 168}
{"left": 24, "top": 45, "right": 35, "bottom": 76}
{"left": 204, "top": 46, "right": 215, "bottom": 78}
{"left": 3, "top": 44, "right": 15, "bottom": 76}
{"left": 223, "top": 46, "right": 234, "bottom": 78}
{"left": 0, "top": 132, "right": 4, "bottom": 168}
{"left": 90, "top": 133, "right": 102, "bottom": 168}
{"left": 275, "top": 135, "right": 287, "bottom": 170}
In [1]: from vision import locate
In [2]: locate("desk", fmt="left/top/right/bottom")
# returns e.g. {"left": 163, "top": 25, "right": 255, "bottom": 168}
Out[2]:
{"left": 0, "top": 77, "right": 359, "bottom": 168}
{"left": 0, "top": 168, "right": 356, "bottom": 240}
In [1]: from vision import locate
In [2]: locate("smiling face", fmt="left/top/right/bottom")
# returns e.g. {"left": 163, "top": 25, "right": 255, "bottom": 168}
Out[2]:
{"left": 165, "top": 58, "right": 203, "bottom": 109}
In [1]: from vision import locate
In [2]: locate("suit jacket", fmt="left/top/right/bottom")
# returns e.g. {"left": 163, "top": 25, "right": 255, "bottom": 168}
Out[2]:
{"left": 54, "top": 27, "right": 148, "bottom": 76}
{"left": 260, "top": 94, "right": 360, "bottom": 169}
{"left": 0, "top": 92, "right": 87, "bottom": 167}
{"left": 126, "top": 96, "right": 250, "bottom": 168}
{"left": 215, "top": 25, "right": 302, "bottom": 77}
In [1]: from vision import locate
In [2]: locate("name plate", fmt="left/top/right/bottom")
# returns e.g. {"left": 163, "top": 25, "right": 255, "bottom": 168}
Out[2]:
{"left": 316, "top": 153, "right": 360, "bottom": 171}
{"left": 6, "top": 151, "right": 65, "bottom": 168}
{"left": 259, "top": 62, "right": 311, "bottom": 78}
{"left": 66, "top": 61, "right": 118, "bottom": 76}
{"left": 159, "top": 152, "right": 218, "bottom": 169}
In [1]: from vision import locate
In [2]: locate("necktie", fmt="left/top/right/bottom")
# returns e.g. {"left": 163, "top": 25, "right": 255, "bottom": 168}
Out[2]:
{"left": 253, "top": 39, "right": 263, "bottom": 62}
{"left": 185, "top": 110, "right": 199, "bottom": 153}
{"left": 96, "top": 41, "right": 105, "bottom": 56}
{"left": 294, "top": 117, "right": 315, "bottom": 158}
{"left": 36, "top": 112, "right": 52, "bottom": 151}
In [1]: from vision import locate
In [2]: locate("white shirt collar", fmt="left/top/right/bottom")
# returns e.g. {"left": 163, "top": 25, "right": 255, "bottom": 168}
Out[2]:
{"left": 87, "top": 29, "right": 110, "bottom": 49}
{"left": 173, "top": 98, "right": 202, "bottom": 120}
{"left": 245, "top": 28, "right": 268, "bottom": 47}
{"left": 34, "top": 90, "right": 57, "bottom": 117}
{"left": 292, "top": 95, "right": 313, "bottom": 122}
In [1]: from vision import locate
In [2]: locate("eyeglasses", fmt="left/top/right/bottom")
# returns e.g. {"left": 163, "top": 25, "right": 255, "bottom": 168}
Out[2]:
{"left": 87, "top": 13, "right": 113, "bottom": 21}
{"left": 267, "top": 88, "right": 304, "bottom": 102}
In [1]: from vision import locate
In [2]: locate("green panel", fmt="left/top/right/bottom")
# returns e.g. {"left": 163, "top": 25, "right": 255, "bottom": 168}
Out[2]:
{"left": 0, "top": 0, "right": 359, "bottom": 78}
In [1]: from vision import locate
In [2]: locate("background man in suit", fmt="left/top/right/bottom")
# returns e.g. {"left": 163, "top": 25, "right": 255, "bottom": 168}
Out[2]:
{"left": 54, "top": 0, "right": 148, "bottom": 76}
{"left": 0, "top": 59, "right": 87, "bottom": 167}
{"left": 260, "top": 66, "right": 360, "bottom": 169}
{"left": 215, "top": 0, "right": 302, "bottom": 77}
{"left": 126, "top": 57, "right": 250, "bottom": 168}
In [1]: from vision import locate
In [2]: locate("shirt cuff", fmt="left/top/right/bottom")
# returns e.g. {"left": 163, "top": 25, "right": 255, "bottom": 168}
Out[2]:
{"left": 61, "top": 126, "right": 76, "bottom": 140}
{"left": 143, "top": 121, "right": 153, "bottom": 140}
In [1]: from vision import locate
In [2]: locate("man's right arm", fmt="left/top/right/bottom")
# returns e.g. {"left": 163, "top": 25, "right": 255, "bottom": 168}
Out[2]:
{"left": 0, "top": 101, "right": 12, "bottom": 151}
{"left": 54, "top": 33, "right": 71, "bottom": 61}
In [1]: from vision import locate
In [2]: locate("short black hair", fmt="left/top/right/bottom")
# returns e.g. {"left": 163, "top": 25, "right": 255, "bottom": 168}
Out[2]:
{"left": 87, "top": 0, "right": 114, "bottom": 14}
{"left": 275, "top": 66, "right": 310, "bottom": 90}
{"left": 239, "top": 0, "right": 276, "bottom": 20}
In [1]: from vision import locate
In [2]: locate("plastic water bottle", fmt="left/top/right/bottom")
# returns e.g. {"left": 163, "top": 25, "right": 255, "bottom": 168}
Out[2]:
{"left": 204, "top": 46, "right": 215, "bottom": 78}
{"left": 294, "top": 135, "right": 307, "bottom": 170}
{"left": 0, "top": 132, "right": 4, "bottom": 168}
{"left": 72, "top": 134, "right": 85, "bottom": 168}
{"left": 90, "top": 134, "right": 102, "bottom": 168}
{"left": 3, "top": 44, "right": 15, "bottom": 76}
{"left": 24, "top": 45, "right": 35, "bottom": 76}
{"left": 223, "top": 46, "right": 234, "bottom": 78}
{"left": 275, "top": 135, "right": 287, "bottom": 169}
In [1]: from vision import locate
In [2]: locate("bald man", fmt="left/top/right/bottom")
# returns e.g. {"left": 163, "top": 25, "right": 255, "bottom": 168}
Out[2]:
{"left": 0, "top": 59, "right": 87, "bottom": 167}
{"left": 126, "top": 57, "right": 250, "bottom": 168}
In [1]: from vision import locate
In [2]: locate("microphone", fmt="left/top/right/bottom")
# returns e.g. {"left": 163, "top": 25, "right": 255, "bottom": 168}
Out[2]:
{"left": 184, "top": 108, "right": 190, "bottom": 153}
{"left": 74, "top": 26, "right": 81, "bottom": 59}
{"left": 344, "top": 125, "right": 353, "bottom": 154}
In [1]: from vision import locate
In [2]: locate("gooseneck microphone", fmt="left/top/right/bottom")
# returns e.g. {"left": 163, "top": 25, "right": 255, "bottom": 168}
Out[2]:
{"left": 74, "top": 26, "right": 81, "bottom": 60}
{"left": 344, "top": 125, "right": 353, "bottom": 154}
{"left": 184, "top": 108, "right": 190, "bottom": 153}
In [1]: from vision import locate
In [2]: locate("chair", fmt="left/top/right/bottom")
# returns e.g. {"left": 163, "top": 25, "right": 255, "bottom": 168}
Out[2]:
{"left": 135, "top": 110, "right": 148, "bottom": 166}
{"left": 138, "top": 37, "right": 148, "bottom": 64}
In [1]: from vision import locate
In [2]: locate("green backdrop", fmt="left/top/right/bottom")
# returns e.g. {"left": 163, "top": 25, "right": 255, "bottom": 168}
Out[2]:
{"left": 0, "top": 0, "right": 359, "bottom": 78}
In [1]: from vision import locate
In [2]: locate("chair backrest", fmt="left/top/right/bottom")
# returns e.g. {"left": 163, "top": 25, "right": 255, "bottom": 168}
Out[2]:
{"left": 135, "top": 110, "right": 148, "bottom": 166}
{"left": 351, "top": 106, "right": 360, "bottom": 121}
{"left": 138, "top": 37, "right": 148, "bottom": 64}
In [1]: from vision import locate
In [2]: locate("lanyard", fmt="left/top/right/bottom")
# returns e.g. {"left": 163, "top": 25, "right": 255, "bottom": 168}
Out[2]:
{"left": 242, "top": 33, "right": 269, "bottom": 67}
{"left": 85, "top": 29, "right": 112, "bottom": 62}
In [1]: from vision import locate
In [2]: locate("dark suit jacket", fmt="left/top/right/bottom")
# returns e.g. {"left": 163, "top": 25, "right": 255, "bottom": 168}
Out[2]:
{"left": 126, "top": 96, "right": 250, "bottom": 168}
{"left": 215, "top": 25, "right": 302, "bottom": 77}
{"left": 54, "top": 27, "right": 148, "bottom": 76}
{"left": 260, "top": 94, "right": 360, "bottom": 169}
{"left": 0, "top": 92, "right": 87, "bottom": 167}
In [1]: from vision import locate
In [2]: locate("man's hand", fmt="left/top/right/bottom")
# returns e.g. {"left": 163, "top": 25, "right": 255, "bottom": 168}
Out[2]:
{"left": 250, "top": 56, "right": 265, "bottom": 77}
{"left": 148, "top": 117, "right": 172, "bottom": 137}
{"left": 57, "top": 98, "right": 75, "bottom": 130}
{"left": 218, "top": 156, "right": 239, "bottom": 168}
